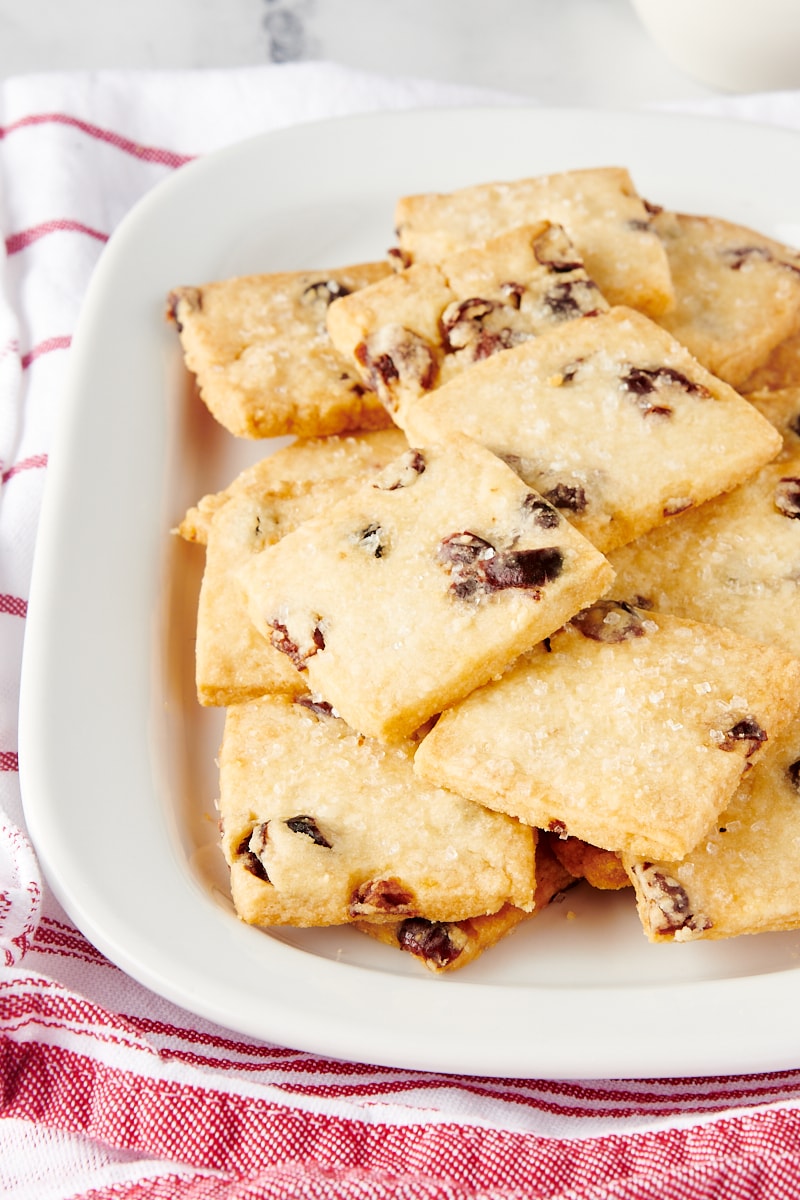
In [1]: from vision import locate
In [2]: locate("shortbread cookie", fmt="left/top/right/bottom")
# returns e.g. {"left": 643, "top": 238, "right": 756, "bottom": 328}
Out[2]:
{"left": 394, "top": 167, "right": 673, "bottom": 316}
{"left": 192, "top": 432, "right": 409, "bottom": 705}
{"left": 746, "top": 387, "right": 800, "bottom": 454}
{"left": 624, "top": 723, "right": 800, "bottom": 942}
{"left": 608, "top": 452, "right": 800, "bottom": 660}
{"left": 650, "top": 211, "right": 800, "bottom": 389}
{"left": 741, "top": 330, "right": 800, "bottom": 393}
{"left": 166, "top": 263, "right": 394, "bottom": 438}
{"left": 178, "top": 429, "right": 408, "bottom": 545}
{"left": 326, "top": 223, "right": 607, "bottom": 418}
{"left": 548, "top": 836, "right": 631, "bottom": 891}
{"left": 220, "top": 694, "right": 537, "bottom": 927}
{"left": 237, "top": 435, "right": 614, "bottom": 742}
{"left": 413, "top": 600, "right": 800, "bottom": 861}
{"left": 354, "top": 833, "right": 575, "bottom": 973}
{"left": 402, "top": 307, "right": 782, "bottom": 553}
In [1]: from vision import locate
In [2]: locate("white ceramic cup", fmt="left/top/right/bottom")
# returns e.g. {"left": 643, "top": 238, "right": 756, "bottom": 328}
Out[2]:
{"left": 631, "top": 0, "right": 800, "bottom": 92}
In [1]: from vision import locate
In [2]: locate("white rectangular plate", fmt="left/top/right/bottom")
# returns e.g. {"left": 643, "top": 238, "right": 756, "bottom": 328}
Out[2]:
{"left": 19, "top": 106, "right": 800, "bottom": 1078}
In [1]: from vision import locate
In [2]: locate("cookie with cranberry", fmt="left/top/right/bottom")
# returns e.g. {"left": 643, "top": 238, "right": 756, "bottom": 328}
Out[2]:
{"left": 188, "top": 431, "right": 409, "bottom": 705}
{"left": 401, "top": 307, "right": 782, "bottom": 553}
{"left": 393, "top": 166, "right": 673, "bottom": 317}
{"left": 326, "top": 222, "right": 607, "bottom": 419}
{"left": 413, "top": 601, "right": 800, "bottom": 861}
{"left": 237, "top": 434, "right": 614, "bottom": 742}
{"left": 608, "top": 451, "right": 800, "bottom": 660}
{"left": 354, "top": 834, "right": 575, "bottom": 973}
{"left": 220, "top": 693, "right": 536, "bottom": 927}
{"left": 624, "top": 724, "right": 800, "bottom": 942}
{"left": 166, "top": 263, "right": 394, "bottom": 438}
{"left": 650, "top": 210, "right": 800, "bottom": 390}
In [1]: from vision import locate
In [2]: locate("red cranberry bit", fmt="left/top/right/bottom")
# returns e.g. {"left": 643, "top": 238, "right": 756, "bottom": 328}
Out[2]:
{"left": 349, "top": 878, "right": 416, "bottom": 916}
{"left": 355, "top": 327, "right": 438, "bottom": 406}
{"left": 285, "top": 815, "right": 332, "bottom": 848}
{"left": 440, "top": 296, "right": 521, "bottom": 363}
{"left": 775, "top": 478, "right": 800, "bottom": 518}
{"left": 354, "top": 522, "right": 389, "bottom": 558}
{"left": 372, "top": 448, "right": 427, "bottom": 491}
{"left": 532, "top": 225, "right": 585, "bottom": 273}
{"left": 437, "top": 533, "right": 563, "bottom": 598}
{"left": 719, "top": 717, "right": 767, "bottom": 757}
{"left": 547, "top": 819, "right": 569, "bottom": 839}
{"left": 295, "top": 695, "right": 336, "bottom": 718}
{"left": 269, "top": 621, "right": 325, "bottom": 671}
{"left": 301, "top": 279, "right": 351, "bottom": 308}
{"left": 237, "top": 824, "right": 270, "bottom": 882}
{"left": 387, "top": 246, "right": 412, "bottom": 270}
{"left": 636, "top": 863, "right": 712, "bottom": 936}
{"left": 723, "top": 245, "right": 774, "bottom": 270}
{"left": 500, "top": 281, "right": 525, "bottom": 309}
{"left": 543, "top": 280, "right": 603, "bottom": 320}
{"left": 522, "top": 493, "right": 560, "bottom": 529}
{"left": 165, "top": 287, "right": 201, "bottom": 332}
{"left": 620, "top": 365, "right": 710, "bottom": 417}
{"left": 544, "top": 482, "right": 587, "bottom": 513}
{"left": 397, "top": 918, "right": 465, "bottom": 968}
{"left": 571, "top": 599, "right": 647, "bottom": 643}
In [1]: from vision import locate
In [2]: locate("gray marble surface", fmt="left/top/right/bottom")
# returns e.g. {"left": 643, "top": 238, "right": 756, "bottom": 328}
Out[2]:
{"left": 0, "top": 0, "right": 722, "bottom": 106}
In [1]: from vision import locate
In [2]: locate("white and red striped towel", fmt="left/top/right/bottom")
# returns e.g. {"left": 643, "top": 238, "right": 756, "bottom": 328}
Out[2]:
{"left": 4, "top": 63, "right": 800, "bottom": 1199}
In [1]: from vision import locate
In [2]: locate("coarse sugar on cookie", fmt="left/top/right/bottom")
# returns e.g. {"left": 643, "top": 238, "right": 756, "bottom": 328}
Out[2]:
{"left": 237, "top": 434, "right": 614, "bottom": 742}
{"left": 219, "top": 694, "right": 537, "bottom": 928}
{"left": 413, "top": 601, "right": 800, "bottom": 862}
{"left": 393, "top": 166, "right": 673, "bottom": 316}
{"left": 326, "top": 222, "right": 607, "bottom": 420}
{"left": 400, "top": 306, "right": 782, "bottom": 553}
{"left": 166, "top": 263, "right": 394, "bottom": 438}
{"left": 354, "top": 833, "right": 575, "bottom": 973}
{"left": 623, "top": 723, "right": 800, "bottom": 942}
{"left": 650, "top": 210, "right": 800, "bottom": 390}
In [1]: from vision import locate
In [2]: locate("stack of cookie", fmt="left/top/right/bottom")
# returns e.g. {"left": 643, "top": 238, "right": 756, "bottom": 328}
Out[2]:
{"left": 168, "top": 165, "right": 800, "bottom": 972}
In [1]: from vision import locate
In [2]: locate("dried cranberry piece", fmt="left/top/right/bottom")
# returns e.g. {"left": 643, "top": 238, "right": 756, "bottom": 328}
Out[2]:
{"left": 397, "top": 918, "right": 465, "bottom": 968}
{"left": 775, "top": 478, "right": 800, "bottom": 518}
{"left": 437, "top": 533, "right": 563, "bottom": 597}
{"left": 522, "top": 493, "right": 560, "bottom": 529}
{"left": 355, "top": 326, "right": 438, "bottom": 405}
{"left": 440, "top": 296, "right": 521, "bottom": 363}
{"left": 547, "top": 819, "right": 569, "bottom": 839}
{"left": 723, "top": 245, "right": 774, "bottom": 270}
{"left": 544, "top": 280, "right": 602, "bottom": 320}
{"left": 500, "top": 281, "right": 525, "bottom": 309}
{"left": 544, "top": 482, "right": 587, "bottom": 513}
{"left": 241, "top": 852, "right": 269, "bottom": 882}
{"left": 349, "top": 878, "right": 416, "bottom": 916}
{"left": 285, "top": 816, "right": 332, "bottom": 848}
{"left": 269, "top": 621, "right": 325, "bottom": 670}
{"left": 571, "top": 599, "right": 647, "bottom": 643}
{"left": 237, "top": 825, "right": 270, "bottom": 882}
{"left": 635, "top": 863, "right": 712, "bottom": 936}
{"left": 372, "top": 449, "right": 427, "bottom": 491}
{"left": 484, "top": 547, "right": 564, "bottom": 590}
{"left": 719, "top": 717, "right": 767, "bottom": 757}
{"left": 532, "top": 225, "right": 585, "bottom": 273}
{"left": 301, "top": 279, "right": 351, "bottom": 307}
{"left": 354, "top": 523, "right": 389, "bottom": 558}
{"left": 295, "top": 695, "right": 336, "bottom": 718}
{"left": 620, "top": 366, "right": 710, "bottom": 416}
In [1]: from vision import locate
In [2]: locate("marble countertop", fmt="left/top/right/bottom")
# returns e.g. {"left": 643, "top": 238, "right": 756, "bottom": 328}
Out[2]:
{"left": 0, "top": 0, "right": 723, "bottom": 107}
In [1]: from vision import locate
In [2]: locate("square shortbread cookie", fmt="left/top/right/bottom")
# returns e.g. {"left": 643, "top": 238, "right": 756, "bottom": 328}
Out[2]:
{"left": 650, "top": 210, "right": 800, "bottom": 390}
{"left": 325, "top": 222, "right": 607, "bottom": 420}
{"left": 393, "top": 167, "right": 674, "bottom": 316}
{"left": 219, "top": 694, "right": 537, "bottom": 927}
{"left": 166, "top": 263, "right": 394, "bottom": 438}
{"left": 607, "top": 451, "right": 800, "bottom": 661}
{"left": 354, "top": 833, "right": 575, "bottom": 973}
{"left": 624, "top": 722, "right": 800, "bottom": 942}
{"left": 413, "top": 600, "right": 800, "bottom": 861}
{"left": 237, "top": 435, "right": 614, "bottom": 741}
{"left": 401, "top": 307, "right": 782, "bottom": 553}
{"left": 189, "top": 432, "right": 409, "bottom": 705}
